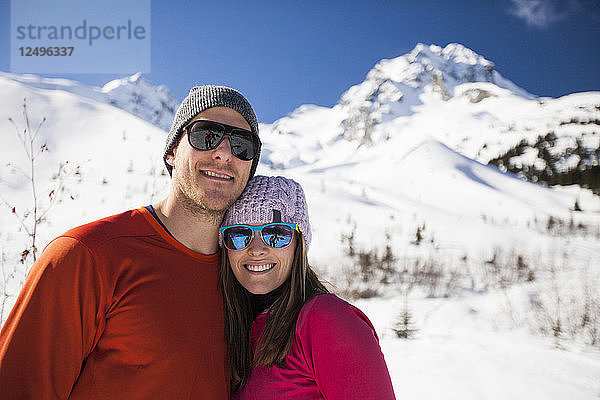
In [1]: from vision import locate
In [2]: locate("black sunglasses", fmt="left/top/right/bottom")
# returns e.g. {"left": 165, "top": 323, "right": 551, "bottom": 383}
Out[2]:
{"left": 184, "top": 120, "right": 261, "bottom": 161}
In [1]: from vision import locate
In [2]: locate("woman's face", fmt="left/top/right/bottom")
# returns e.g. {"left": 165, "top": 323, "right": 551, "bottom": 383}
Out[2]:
{"left": 227, "top": 226, "right": 296, "bottom": 295}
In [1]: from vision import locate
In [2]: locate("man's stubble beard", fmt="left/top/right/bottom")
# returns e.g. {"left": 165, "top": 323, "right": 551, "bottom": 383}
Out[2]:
{"left": 173, "top": 169, "right": 245, "bottom": 225}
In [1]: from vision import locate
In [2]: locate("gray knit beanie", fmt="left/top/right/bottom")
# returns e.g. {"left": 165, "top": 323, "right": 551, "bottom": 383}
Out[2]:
{"left": 163, "top": 85, "right": 261, "bottom": 178}
{"left": 221, "top": 175, "right": 312, "bottom": 248}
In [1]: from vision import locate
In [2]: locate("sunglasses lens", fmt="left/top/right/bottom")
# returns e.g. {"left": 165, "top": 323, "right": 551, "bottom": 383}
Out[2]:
{"left": 230, "top": 130, "right": 259, "bottom": 161}
{"left": 223, "top": 226, "right": 253, "bottom": 250}
{"left": 261, "top": 224, "right": 294, "bottom": 248}
{"left": 188, "top": 123, "right": 225, "bottom": 151}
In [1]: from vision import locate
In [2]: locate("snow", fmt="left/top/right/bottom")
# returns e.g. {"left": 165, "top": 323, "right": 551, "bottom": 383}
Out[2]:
{"left": 0, "top": 71, "right": 178, "bottom": 131}
{"left": 1, "top": 42, "right": 600, "bottom": 399}
{"left": 356, "top": 292, "right": 600, "bottom": 400}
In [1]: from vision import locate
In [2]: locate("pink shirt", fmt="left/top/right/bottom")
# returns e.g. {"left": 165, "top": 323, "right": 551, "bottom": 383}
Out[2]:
{"left": 234, "top": 294, "right": 396, "bottom": 400}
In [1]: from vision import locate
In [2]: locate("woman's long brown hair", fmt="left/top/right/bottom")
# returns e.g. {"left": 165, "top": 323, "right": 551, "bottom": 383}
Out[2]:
{"left": 219, "top": 233, "right": 328, "bottom": 393}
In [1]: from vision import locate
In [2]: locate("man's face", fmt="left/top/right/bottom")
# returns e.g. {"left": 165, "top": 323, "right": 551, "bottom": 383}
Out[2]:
{"left": 168, "top": 107, "right": 253, "bottom": 216}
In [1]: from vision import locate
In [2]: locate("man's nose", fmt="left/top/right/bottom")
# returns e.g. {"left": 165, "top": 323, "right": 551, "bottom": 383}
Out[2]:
{"left": 212, "top": 137, "right": 233, "bottom": 161}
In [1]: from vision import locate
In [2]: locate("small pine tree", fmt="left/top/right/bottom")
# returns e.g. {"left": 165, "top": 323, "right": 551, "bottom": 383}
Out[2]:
{"left": 546, "top": 216, "right": 556, "bottom": 233}
{"left": 380, "top": 232, "right": 396, "bottom": 284}
{"left": 341, "top": 224, "right": 356, "bottom": 257}
{"left": 393, "top": 301, "right": 418, "bottom": 339}
{"left": 413, "top": 224, "right": 425, "bottom": 246}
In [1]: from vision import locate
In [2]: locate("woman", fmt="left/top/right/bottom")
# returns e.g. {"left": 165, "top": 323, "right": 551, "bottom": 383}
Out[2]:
{"left": 219, "top": 175, "right": 396, "bottom": 399}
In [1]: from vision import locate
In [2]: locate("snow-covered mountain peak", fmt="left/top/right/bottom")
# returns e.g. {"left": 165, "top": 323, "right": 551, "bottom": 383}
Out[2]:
{"left": 101, "top": 72, "right": 144, "bottom": 92}
{"left": 364, "top": 43, "right": 523, "bottom": 94}
{"left": 256, "top": 43, "right": 599, "bottom": 203}
{"left": 433, "top": 42, "right": 491, "bottom": 68}
{"left": 0, "top": 71, "right": 177, "bottom": 132}
{"left": 333, "top": 43, "right": 534, "bottom": 145}
{"left": 101, "top": 72, "right": 178, "bottom": 132}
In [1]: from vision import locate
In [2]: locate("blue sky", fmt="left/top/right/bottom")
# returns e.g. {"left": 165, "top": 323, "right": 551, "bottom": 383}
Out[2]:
{"left": 0, "top": 0, "right": 599, "bottom": 123}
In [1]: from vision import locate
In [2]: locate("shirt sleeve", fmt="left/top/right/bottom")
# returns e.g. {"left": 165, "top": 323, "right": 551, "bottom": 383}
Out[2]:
{"left": 0, "top": 236, "right": 108, "bottom": 400}
{"left": 297, "top": 295, "right": 396, "bottom": 400}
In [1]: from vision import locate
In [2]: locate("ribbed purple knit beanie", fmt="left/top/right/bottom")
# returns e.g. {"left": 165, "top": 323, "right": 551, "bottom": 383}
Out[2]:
{"left": 221, "top": 175, "right": 312, "bottom": 248}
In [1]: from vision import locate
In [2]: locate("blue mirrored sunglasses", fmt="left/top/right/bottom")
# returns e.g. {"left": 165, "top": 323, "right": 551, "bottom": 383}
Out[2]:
{"left": 220, "top": 223, "right": 299, "bottom": 250}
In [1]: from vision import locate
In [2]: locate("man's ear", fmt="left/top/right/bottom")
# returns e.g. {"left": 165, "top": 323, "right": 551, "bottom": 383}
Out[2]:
{"left": 166, "top": 146, "right": 177, "bottom": 166}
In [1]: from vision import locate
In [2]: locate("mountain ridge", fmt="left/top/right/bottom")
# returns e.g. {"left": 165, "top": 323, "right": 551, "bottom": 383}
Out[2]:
{"left": 0, "top": 71, "right": 178, "bottom": 132}
{"left": 262, "top": 43, "right": 600, "bottom": 194}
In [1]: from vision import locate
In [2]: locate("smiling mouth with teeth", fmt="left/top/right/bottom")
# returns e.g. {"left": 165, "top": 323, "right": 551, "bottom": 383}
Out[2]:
{"left": 245, "top": 263, "right": 275, "bottom": 272}
{"left": 202, "top": 170, "right": 233, "bottom": 180}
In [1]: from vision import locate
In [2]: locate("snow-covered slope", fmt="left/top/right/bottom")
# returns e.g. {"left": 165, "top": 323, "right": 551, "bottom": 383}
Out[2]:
{"left": 0, "top": 73, "right": 171, "bottom": 261}
{"left": 0, "top": 71, "right": 178, "bottom": 131}
{"left": 259, "top": 103, "right": 600, "bottom": 274}
{"left": 1, "top": 43, "right": 599, "bottom": 398}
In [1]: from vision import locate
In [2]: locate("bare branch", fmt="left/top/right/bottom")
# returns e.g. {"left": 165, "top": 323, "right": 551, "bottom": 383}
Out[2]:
{"left": 8, "top": 116, "right": 32, "bottom": 160}
{"left": 31, "top": 116, "right": 47, "bottom": 143}
{"left": 0, "top": 195, "right": 33, "bottom": 236}
{"left": 3, "top": 98, "right": 50, "bottom": 264}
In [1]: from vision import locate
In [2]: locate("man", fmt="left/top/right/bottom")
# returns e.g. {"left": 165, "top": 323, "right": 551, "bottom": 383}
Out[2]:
{"left": 0, "top": 85, "right": 261, "bottom": 399}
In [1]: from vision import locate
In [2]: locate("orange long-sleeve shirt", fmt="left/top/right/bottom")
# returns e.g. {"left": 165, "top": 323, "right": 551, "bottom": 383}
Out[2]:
{"left": 0, "top": 207, "right": 229, "bottom": 399}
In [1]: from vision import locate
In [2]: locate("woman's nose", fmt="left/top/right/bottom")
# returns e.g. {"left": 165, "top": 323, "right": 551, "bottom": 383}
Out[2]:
{"left": 246, "top": 232, "right": 267, "bottom": 255}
